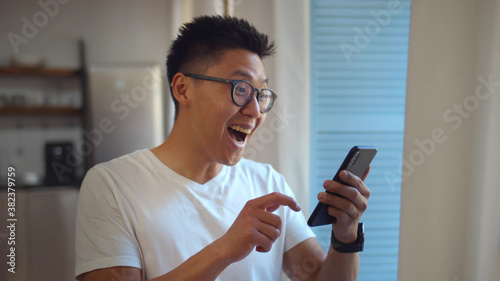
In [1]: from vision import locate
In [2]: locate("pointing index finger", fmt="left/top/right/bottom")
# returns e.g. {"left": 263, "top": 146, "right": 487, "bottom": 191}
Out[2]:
{"left": 253, "top": 192, "right": 301, "bottom": 212}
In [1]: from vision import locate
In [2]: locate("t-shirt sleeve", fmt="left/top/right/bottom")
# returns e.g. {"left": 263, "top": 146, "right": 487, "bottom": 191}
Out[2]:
{"left": 75, "top": 166, "right": 142, "bottom": 279}
{"left": 277, "top": 174, "right": 316, "bottom": 253}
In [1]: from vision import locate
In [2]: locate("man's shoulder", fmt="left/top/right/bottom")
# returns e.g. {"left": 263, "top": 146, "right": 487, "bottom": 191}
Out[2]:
{"left": 85, "top": 149, "right": 155, "bottom": 182}
{"left": 92, "top": 149, "right": 153, "bottom": 170}
{"left": 80, "top": 149, "right": 159, "bottom": 197}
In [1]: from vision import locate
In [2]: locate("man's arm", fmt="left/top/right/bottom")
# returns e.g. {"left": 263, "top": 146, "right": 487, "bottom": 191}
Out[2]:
{"left": 283, "top": 237, "right": 359, "bottom": 281}
{"left": 81, "top": 266, "right": 142, "bottom": 281}
{"left": 283, "top": 168, "right": 370, "bottom": 281}
{"left": 80, "top": 192, "right": 301, "bottom": 281}
{"left": 81, "top": 238, "right": 232, "bottom": 281}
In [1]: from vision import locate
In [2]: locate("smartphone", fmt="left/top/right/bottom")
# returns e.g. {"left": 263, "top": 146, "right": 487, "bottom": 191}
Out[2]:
{"left": 307, "top": 146, "right": 377, "bottom": 227}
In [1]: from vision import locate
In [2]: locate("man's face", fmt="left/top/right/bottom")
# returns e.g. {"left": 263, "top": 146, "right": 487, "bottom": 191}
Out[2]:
{"left": 186, "top": 48, "right": 269, "bottom": 166}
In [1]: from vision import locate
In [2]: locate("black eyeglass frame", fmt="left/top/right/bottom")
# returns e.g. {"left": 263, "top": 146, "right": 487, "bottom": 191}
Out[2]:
{"left": 183, "top": 73, "right": 277, "bottom": 113}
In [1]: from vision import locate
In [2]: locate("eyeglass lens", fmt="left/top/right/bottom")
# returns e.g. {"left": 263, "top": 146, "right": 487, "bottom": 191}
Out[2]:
{"left": 233, "top": 81, "right": 274, "bottom": 113}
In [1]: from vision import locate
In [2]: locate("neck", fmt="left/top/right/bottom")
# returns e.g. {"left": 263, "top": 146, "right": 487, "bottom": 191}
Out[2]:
{"left": 151, "top": 122, "right": 223, "bottom": 184}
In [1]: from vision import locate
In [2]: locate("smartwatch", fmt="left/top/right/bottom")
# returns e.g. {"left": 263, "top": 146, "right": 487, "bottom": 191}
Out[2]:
{"left": 331, "top": 222, "right": 364, "bottom": 253}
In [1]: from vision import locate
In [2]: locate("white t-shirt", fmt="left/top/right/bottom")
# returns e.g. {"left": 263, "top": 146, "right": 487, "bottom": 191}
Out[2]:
{"left": 75, "top": 149, "right": 314, "bottom": 280}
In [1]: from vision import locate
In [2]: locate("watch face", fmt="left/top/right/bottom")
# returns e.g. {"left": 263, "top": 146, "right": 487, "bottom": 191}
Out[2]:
{"left": 358, "top": 222, "right": 364, "bottom": 240}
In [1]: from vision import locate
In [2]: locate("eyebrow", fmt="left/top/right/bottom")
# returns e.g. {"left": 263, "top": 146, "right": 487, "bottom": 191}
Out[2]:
{"left": 231, "top": 70, "right": 269, "bottom": 85}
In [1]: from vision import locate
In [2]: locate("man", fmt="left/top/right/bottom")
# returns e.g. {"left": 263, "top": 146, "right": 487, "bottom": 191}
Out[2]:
{"left": 75, "top": 15, "right": 370, "bottom": 281}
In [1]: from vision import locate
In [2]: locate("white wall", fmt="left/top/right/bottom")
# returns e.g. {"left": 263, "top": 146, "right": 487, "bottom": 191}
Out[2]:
{"left": 399, "top": 0, "right": 500, "bottom": 280}
{"left": 466, "top": 0, "right": 500, "bottom": 280}
{"left": 0, "top": 0, "right": 171, "bottom": 68}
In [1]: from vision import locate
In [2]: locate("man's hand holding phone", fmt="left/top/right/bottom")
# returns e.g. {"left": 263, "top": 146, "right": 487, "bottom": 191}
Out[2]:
{"left": 307, "top": 145, "right": 376, "bottom": 252}
{"left": 318, "top": 168, "right": 371, "bottom": 243}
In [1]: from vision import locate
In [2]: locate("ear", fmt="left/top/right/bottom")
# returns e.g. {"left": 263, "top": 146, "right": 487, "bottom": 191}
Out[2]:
{"left": 171, "top": 73, "right": 192, "bottom": 108}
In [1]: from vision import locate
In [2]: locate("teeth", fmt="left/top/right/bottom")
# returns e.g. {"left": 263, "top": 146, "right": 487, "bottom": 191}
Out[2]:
{"left": 229, "top": 125, "right": 252, "bottom": 135}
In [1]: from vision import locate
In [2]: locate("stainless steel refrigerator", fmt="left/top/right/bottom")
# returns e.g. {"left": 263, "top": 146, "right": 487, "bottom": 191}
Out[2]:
{"left": 87, "top": 64, "right": 165, "bottom": 166}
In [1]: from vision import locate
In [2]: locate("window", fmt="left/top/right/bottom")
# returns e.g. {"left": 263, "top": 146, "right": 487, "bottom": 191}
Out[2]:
{"left": 309, "top": 1, "right": 411, "bottom": 280}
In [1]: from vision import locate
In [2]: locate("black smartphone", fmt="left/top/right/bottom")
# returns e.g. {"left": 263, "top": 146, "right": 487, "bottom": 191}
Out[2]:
{"left": 307, "top": 146, "right": 377, "bottom": 227}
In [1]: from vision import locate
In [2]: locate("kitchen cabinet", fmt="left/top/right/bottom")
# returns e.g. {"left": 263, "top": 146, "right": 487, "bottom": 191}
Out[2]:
{"left": 0, "top": 41, "right": 89, "bottom": 186}
{"left": 0, "top": 186, "right": 78, "bottom": 281}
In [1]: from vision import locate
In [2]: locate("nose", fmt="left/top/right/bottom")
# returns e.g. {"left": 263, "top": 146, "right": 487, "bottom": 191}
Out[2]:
{"left": 240, "top": 91, "right": 261, "bottom": 118}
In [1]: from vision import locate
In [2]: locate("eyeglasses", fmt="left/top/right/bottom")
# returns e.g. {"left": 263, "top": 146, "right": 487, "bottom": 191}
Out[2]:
{"left": 183, "top": 73, "right": 277, "bottom": 113}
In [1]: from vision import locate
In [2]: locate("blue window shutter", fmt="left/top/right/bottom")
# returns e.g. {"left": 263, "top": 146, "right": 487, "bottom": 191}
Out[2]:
{"left": 309, "top": 1, "right": 411, "bottom": 280}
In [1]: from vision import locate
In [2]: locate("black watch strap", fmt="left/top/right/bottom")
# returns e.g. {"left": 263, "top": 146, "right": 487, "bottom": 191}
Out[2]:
{"left": 331, "top": 222, "right": 364, "bottom": 253}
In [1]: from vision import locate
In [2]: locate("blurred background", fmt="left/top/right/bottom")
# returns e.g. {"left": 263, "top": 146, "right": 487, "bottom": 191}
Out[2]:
{"left": 0, "top": 0, "right": 499, "bottom": 281}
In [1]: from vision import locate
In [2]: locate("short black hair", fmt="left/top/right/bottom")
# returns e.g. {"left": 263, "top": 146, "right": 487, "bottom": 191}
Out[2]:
{"left": 166, "top": 15, "right": 276, "bottom": 118}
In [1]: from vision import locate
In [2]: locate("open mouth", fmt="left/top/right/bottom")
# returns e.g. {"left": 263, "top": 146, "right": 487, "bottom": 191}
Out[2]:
{"left": 228, "top": 125, "right": 252, "bottom": 145}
